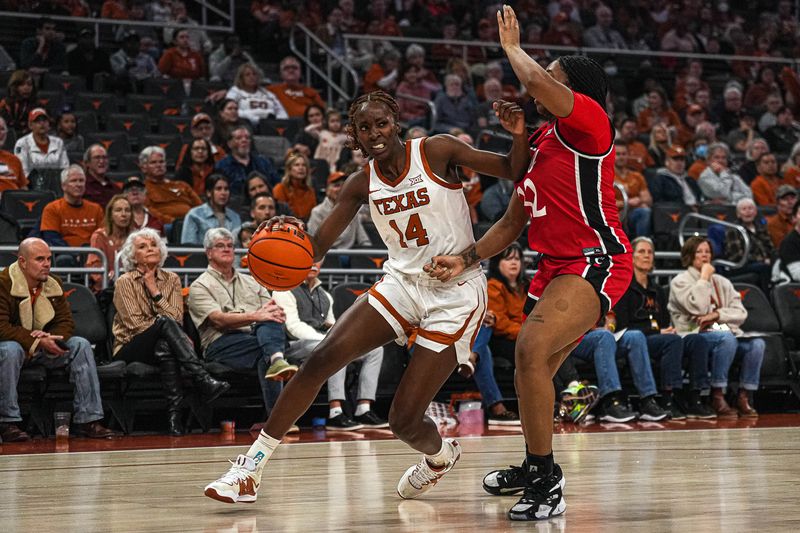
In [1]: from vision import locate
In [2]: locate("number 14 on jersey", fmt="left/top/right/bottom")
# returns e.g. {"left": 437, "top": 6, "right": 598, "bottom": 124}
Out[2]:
{"left": 388, "top": 213, "right": 430, "bottom": 248}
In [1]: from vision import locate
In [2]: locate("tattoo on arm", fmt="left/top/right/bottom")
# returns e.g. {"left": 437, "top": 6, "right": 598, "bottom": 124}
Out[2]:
{"left": 460, "top": 245, "right": 480, "bottom": 268}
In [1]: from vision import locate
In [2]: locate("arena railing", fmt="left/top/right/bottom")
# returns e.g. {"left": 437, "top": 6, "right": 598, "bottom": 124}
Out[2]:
{"left": 395, "top": 91, "right": 439, "bottom": 131}
{"left": 677, "top": 212, "right": 751, "bottom": 270}
{"left": 0, "top": 245, "right": 109, "bottom": 289}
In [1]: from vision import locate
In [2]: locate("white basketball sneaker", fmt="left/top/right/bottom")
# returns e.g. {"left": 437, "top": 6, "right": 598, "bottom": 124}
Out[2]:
{"left": 396, "top": 438, "right": 461, "bottom": 499}
{"left": 204, "top": 454, "right": 262, "bottom": 504}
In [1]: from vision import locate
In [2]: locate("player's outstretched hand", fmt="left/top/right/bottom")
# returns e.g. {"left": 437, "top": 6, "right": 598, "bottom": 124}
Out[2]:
{"left": 494, "top": 100, "right": 525, "bottom": 135}
{"left": 497, "top": 5, "right": 520, "bottom": 51}
{"left": 424, "top": 254, "right": 465, "bottom": 282}
{"left": 257, "top": 215, "right": 306, "bottom": 234}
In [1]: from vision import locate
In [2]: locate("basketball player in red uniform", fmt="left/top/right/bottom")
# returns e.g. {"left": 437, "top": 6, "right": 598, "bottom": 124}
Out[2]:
{"left": 204, "top": 91, "right": 532, "bottom": 504}
{"left": 428, "top": 6, "right": 633, "bottom": 521}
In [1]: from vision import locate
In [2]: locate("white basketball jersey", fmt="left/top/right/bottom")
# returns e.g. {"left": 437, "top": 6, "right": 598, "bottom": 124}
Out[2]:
{"left": 367, "top": 137, "right": 474, "bottom": 276}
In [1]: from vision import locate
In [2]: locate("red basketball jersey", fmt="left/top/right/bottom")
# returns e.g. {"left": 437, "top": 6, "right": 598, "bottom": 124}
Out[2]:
{"left": 515, "top": 92, "right": 630, "bottom": 258}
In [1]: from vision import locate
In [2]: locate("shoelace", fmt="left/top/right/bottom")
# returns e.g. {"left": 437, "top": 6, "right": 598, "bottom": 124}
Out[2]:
{"left": 408, "top": 460, "right": 443, "bottom": 489}
{"left": 499, "top": 465, "right": 526, "bottom": 487}
{"left": 219, "top": 460, "right": 252, "bottom": 485}
{"left": 520, "top": 472, "right": 559, "bottom": 504}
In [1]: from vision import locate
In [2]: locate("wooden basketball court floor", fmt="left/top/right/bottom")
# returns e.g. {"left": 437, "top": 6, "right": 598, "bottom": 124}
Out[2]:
{"left": 2, "top": 420, "right": 800, "bottom": 532}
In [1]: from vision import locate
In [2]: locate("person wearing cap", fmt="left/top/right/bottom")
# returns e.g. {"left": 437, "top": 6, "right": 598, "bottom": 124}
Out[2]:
{"left": 66, "top": 28, "right": 111, "bottom": 90}
{"left": 750, "top": 152, "right": 783, "bottom": 206}
{"left": 307, "top": 171, "right": 370, "bottom": 260}
{"left": 723, "top": 198, "right": 775, "bottom": 292}
{"left": 698, "top": 142, "right": 752, "bottom": 205}
{"left": 267, "top": 55, "right": 327, "bottom": 118}
{"left": 650, "top": 145, "right": 703, "bottom": 207}
{"left": 123, "top": 176, "right": 165, "bottom": 235}
{"left": 110, "top": 31, "right": 160, "bottom": 91}
{"left": 39, "top": 164, "right": 104, "bottom": 248}
{"left": 175, "top": 113, "right": 226, "bottom": 168}
{"left": 13, "top": 108, "right": 69, "bottom": 179}
{"left": 767, "top": 184, "right": 797, "bottom": 248}
{"left": 83, "top": 144, "right": 121, "bottom": 208}
{"left": 0, "top": 116, "right": 26, "bottom": 195}
{"left": 613, "top": 140, "right": 652, "bottom": 238}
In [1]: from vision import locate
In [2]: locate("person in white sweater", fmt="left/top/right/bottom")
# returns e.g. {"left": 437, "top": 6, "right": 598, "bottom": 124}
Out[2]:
{"left": 226, "top": 63, "right": 288, "bottom": 126}
{"left": 697, "top": 142, "right": 752, "bottom": 204}
{"left": 668, "top": 236, "right": 764, "bottom": 418}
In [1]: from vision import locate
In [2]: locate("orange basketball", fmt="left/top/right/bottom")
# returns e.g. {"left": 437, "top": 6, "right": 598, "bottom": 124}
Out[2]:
{"left": 247, "top": 225, "right": 314, "bottom": 291}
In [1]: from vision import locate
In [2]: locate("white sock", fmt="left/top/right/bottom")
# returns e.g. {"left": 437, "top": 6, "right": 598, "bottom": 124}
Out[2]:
{"left": 270, "top": 352, "right": 284, "bottom": 364}
{"left": 329, "top": 406, "right": 343, "bottom": 418}
{"left": 354, "top": 403, "right": 370, "bottom": 417}
{"left": 246, "top": 430, "right": 280, "bottom": 471}
{"left": 425, "top": 440, "right": 452, "bottom": 467}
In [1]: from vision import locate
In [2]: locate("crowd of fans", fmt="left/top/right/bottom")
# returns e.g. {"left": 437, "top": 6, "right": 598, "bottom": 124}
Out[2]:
{"left": 1, "top": 1, "right": 800, "bottom": 440}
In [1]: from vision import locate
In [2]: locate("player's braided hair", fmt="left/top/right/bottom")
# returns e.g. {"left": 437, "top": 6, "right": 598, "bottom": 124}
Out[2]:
{"left": 558, "top": 55, "right": 609, "bottom": 112}
{"left": 345, "top": 90, "right": 400, "bottom": 155}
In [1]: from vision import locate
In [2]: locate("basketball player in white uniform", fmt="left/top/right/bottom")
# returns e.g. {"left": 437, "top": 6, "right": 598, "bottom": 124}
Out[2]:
{"left": 205, "top": 91, "right": 529, "bottom": 504}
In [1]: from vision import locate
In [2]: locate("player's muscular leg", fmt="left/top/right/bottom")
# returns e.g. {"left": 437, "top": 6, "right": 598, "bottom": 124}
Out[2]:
{"left": 388, "top": 345, "right": 459, "bottom": 454}
{"left": 263, "top": 299, "right": 397, "bottom": 438}
{"left": 514, "top": 275, "right": 600, "bottom": 455}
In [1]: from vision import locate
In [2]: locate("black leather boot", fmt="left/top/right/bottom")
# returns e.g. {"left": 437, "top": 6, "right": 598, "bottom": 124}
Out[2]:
{"left": 155, "top": 340, "right": 184, "bottom": 436}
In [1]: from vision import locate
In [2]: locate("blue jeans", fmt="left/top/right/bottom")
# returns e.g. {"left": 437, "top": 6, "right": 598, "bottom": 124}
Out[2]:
{"left": 700, "top": 331, "right": 765, "bottom": 390}
{"left": 682, "top": 333, "right": 711, "bottom": 390}
{"left": 642, "top": 333, "right": 684, "bottom": 390}
{"left": 569, "top": 329, "right": 621, "bottom": 398}
{"left": 205, "top": 322, "right": 286, "bottom": 413}
{"left": 616, "top": 330, "right": 658, "bottom": 397}
{"left": 471, "top": 326, "right": 504, "bottom": 408}
{"left": 0, "top": 337, "right": 104, "bottom": 424}
{"left": 628, "top": 206, "right": 652, "bottom": 238}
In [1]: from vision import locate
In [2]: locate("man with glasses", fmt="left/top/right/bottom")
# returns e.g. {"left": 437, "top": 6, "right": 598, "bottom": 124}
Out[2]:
{"left": 267, "top": 56, "right": 327, "bottom": 118}
{"left": 82, "top": 144, "right": 120, "bottom": 208}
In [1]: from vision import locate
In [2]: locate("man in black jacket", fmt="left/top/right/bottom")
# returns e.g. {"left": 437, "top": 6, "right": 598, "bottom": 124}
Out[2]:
{"left": 649, "top": 146, "right": 703, "bottom": 206}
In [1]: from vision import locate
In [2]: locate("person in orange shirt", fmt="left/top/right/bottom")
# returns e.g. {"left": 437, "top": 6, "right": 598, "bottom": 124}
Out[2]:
{"left": 617, "top": 118, "right": 654, "bottom": 173}
{"left": 157, "top": 29, "right": 205, "bottom": 80}
{"left": 266, "top": 56, "right": 326, "bottom": 118}
{"left": 272, "top": 151, "right": 316, "bottom": 220}
{"left": 614, "top": 141, "right": 652, "bottom": 237}
{"left": 175, "top": 113, "right": 227, "bottom": 167}
{"left": 782, "top": 143, "right": 800, "bottom": 187}
{"left": 767, "top": 185, "right": 797, "bottom": 248}
{"left": 636, "top": 88, "right": 682, "bottom": 134}
{"left": 750, "top": 153, "right": 783, "bottom": 206}
{"left": 139, "top": 146, "right": 202, "bottom": 224}
{"left": 0, "top": 116, "right": 26, "bottom": 194}
{"left": 362, "top": 49, "right": 400, "bottom": 94}
{"left": 39, "top": 165, "right": 104, "bottom": 248}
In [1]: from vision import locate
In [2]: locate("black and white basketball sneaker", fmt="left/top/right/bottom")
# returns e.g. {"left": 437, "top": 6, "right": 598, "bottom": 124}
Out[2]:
{"left": 507, "top": 467, "right": 566, "bottom": 521}
{"left": 483, "top": 462, "right": 564, "bottom": 496}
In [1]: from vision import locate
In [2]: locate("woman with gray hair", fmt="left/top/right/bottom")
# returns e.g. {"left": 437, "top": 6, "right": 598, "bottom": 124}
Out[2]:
{"left": 723, "top": 197, "right": 775, "bottom": 292}
{"left": 112, "top": 228, "right": 230, "bottom": 435}
{"left": 697, "top": 142, "right": 753, "bottom": 204}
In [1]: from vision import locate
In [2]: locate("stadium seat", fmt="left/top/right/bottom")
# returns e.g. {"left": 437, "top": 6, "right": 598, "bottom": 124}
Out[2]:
{"left": 125, "top": 94, "right": 167, "bottom": 120}
{"left": 0, "top": 212, "right": 18, "bottom": 244}
{"left": 164, "top": 248, "right": 209, "bottom": 270}
{"left": 332, "top": 282, "right": 371, "bottom": 319}
{"left": 257, "top": 118, "right": 302, "bottom": 139}
{"left": 106, "top": 113, "right": 149, "bottom": 139}
{"left": 253, "top": 135, "right": 291, "bottom": 166}
{"left": 652, "top": 203, "right": 691, "bottom": 250}
{"left": 106, "top": 171, "right": 132, "bottom": 184}
{"left": 0, "top": 250, "right": 18, "bottom": 267}
{"left": 309, "top": 157, "right": 329, "bottom": 195}
{"left": 476, "top": 129, "right": 512, "bottom": 153}
{"left": 27, "top": 168, "right": 63, "bottom": 197}
{"left": 189, "top": 79, "right": 227, "bottom": 99}
{"left": 0, "top": 189, "right": 56, "bottom": 238}
{"left": 158, "top": 115, "right": 192, "bottom": 138}
{"left": 74, "top": 111, "right": 100, "bottom": 135}
{"left": 362, "top": 221, "right": 386, "bottom": 249}
{"left": 85, "top": 132, "right": 131, "bottom": 167}
{"left": 117, "top": 152, "right": 142, "bottom": 172}
{"left": 75, "top": 92, "right": 119, "bottom": 116}
{"left": 699, "top": 204, "right": 737, "bottom": 224}
{"left": 36, "top": 90, "right": 66, "bottom": 116}
{"left": 41, "top": 73, "right": 86, "bottom": 99}
{"left": 143, "top": 78, "right": 186, "bottom": 101}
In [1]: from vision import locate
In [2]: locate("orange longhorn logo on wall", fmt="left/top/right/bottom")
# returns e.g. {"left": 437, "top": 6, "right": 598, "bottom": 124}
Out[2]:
{"left": 172, "top": 255, "right": 190, "bottom": 267}
{"left": 669, "top": 212, "right": 680, "bottom": 223}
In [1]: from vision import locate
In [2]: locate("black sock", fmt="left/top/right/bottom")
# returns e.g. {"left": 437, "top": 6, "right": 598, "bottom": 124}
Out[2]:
{"left": 524, "top": 450, "right": 554, "bottom": 478}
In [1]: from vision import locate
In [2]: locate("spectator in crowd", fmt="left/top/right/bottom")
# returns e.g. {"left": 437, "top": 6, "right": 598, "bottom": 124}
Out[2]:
{"left": 157, "top": 29, "right": 206, "bottom": 80}
{"left": 272, "top": 151, "right": 316, "bottom": 221}
{"left": 307, "top": 172, "right": 370, "bottom": 258}
{"left": 778, "top": 199, "right": 800, "bottom": 282}
{"left": 19, "top": 17, "right": 66, "bottom": 75}
{"left": 123, "top": 176, "right": 164, "bottom": 235}
{"left": 247, "top": 192, "right": 277, "bottom": 227}
{"left": 112, "top": 228, "right": 230, "bottom": 435}
{"left": 783, "top": 142, "right": 800, "bottom": 186}
{"left": 542, "top": 11, "right": 582, "bottom": 47}
{"left": 86, "top": 193, "right": 133, "bottom": 293}
{"left": 146, "top": 0, "right": 172, "bottom": 22}
{"left": 724, "top": 111, "right": 760, "bottom": 161}
{"left": 474, "top": 78, "right": 504, "bottom": 132}
{"left": 765, "top": 106, "right": 800, "bottom": 156}
{"left": 617, "top": 117, "right": 654, "bottom": 172}
{"left": 110, "top": 31, "right": 160, "bottom": 92}
{"left": 0, "top": 116, "right": 26, "bottom": 194}
{"left": 209, "top": 34, "right": 257, "bottom": 86}
{"left": 82, "top": 144, "right": 120, "bottom": 208}
{"left": 660, "top": 18, "right": 700, "bottom": 53}
{"left": 40, "top": 165, "right": 104, "bottom": 247}
{"left": 698, "top": 142, "right": 752, "bottom": 204}
{"left": 176, "top": 113, "right": 227, "bottom": 167}
{"left": 363, "top": 48, "right": 401, "bottom": 94}
{"left": 188, "top": 228, "right": 298, "bottom": 416}
{"left": 647, "top": 123, "right": 672, "bottom": 169}
{"left": 163, "top": 1, "right": 213, "bottom": 54}
{"left": 314, "top": 109, "right": 348, "bottom": 172}
{"left": 637, "top": 88, "right": 681, "bottom": 134}
{"left": 273, "top": 261, "right": 388, "bottom": 431}
{"left": 267, "top": 56, "right": 327, "bottom": 119}
{"left": 56, "top": 111, "right": 83, "bottom": 153}
{"left": 750, "top": 152, "right": 783, "bottom": 206}
{"left": 669, "top": 236, "right": 764, "bottom": 418}
{"left": 479, "top": 61, "right": 518, "bottom": 102}
{"left": 175, "top": 138, "right": 216, "bottom": 196}
{"left": 613, "top": 141, "right": 652, "bottom": 238}
{"left": 614, "top": 237, "right": 715, "bottom": 420}
{"left": 237, "top": 221, "right": 257, "bottom": 248}
{"left": 758, "top": 93, "right": 784, "bottom": 133}
{"left": 723, "top": 198, "right": 774, "bottom": 292}
{"left": 582, "top": 4, "right": 627, "bottom": 49}
{"left": 744, "top": 66, "right": 780, "bottom": 111}
{"left": 767, "top": 184, "right": 798, "bottom": 248}
{"left": 444, "top": 58, "right": 477, "bottom": 102}
{"left": 226, "top": 63, "right": 288, "bottom": 127}
{"left": 674, "top": 104, "right": 706, "bottom": 147}
{"left": 480, "top": 178, "right": 514, "bottom": 222}
{"left": 14, "top": 108, "right": 69, "bottom": 178}
{"left": 294, "top": 104, "right": 324, "bottom": 156}
{"left": 396, "top": 64, "right": 433, "bottom": 127}
{"left": 140, "top": 146, "right": 201, "bottom": 224}
{"left": 0, "top": 238, "right": 118, "bottom": 441}
{"left": 716, "top": 86, "right": 744, "bottom": 135}
{"left": 101, "top": 0, "right": 129, "bottom": 19}
{"left": 215, "top": 126, "right": 280, "bottom": 195}
{"left": 738, "top": 138, "right": 770, "bottom": 185}
{"left": 0, "top": 43, "right": 14, "bottom": 72}
{"left": 181, "top": 174, "right": 241, "bottom": 244}
{"left": 650, "top": 146, "right": 703, "bottom": 206}
{"left": 404, "top": 44, "right": 441, "bottom": 94}
{"left": 433, "top": 74, "right": 477, "bottom": 134}
{"left": 0, "top": 70, "right": 37, "bottom": 138}
{"left": 315, "top": 6, "right": 346, "bottom": 57}
{"left": 66, "top": 28, "right": 111, "bottom": 91}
